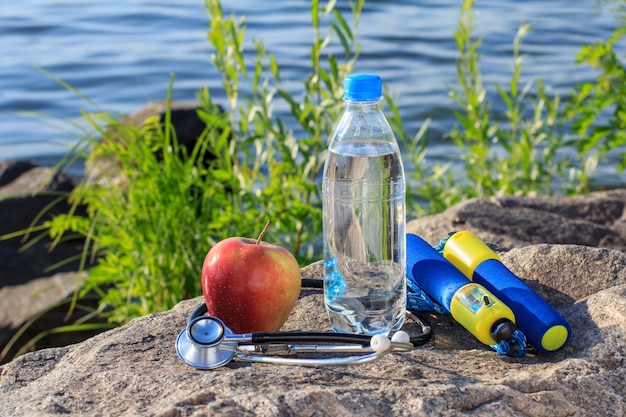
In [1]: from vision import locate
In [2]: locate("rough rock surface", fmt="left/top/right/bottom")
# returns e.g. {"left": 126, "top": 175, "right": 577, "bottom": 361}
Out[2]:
{"left": 1, "top": 191, "right": 625, "bottom": 416}
{"left": 406, "top": 190, "right": 626, "bottom": 251}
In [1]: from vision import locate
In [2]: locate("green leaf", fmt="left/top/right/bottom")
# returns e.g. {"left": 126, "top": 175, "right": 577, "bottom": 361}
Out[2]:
{"left": 311, "top": 0, "right": 319, "bottom": 29}
{"left": 332, "top": 9, "right": 353, "bottom": 41}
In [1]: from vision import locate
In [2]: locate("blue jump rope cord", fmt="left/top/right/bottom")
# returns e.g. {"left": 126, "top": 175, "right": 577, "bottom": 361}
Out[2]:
{"left": 406, "top": 234, "right": 527, "bottom": 357}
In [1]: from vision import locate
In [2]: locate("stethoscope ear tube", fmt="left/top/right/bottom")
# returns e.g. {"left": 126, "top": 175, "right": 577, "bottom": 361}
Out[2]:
{"left": 406, "top": 310, "right": 433, "bottom": 346}
{"left": 176, "top": 300, "right": 431, "bottom": 370}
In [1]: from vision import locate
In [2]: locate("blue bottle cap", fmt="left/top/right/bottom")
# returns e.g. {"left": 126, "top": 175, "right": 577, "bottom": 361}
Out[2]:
{"left": 343, "top": 73, "right": 382, "bottom": 101}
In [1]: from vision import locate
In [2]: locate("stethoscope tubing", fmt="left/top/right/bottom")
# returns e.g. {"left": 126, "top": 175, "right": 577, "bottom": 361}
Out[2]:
{"left": 189, "top": 302, "right": 379, "bottom": 346}
{"left": 232, "top": 350, "right": 393, "bottom": 367}
{"left": 187, "top": 280, "right": 432, "bottom": 347}
{"left": 177, "top": 278, "right": 432, "bottom": 369}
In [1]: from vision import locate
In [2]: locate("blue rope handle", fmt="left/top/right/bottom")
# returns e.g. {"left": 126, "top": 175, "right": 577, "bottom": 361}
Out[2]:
{"left": 406, "top": 234, "right": 527, "bottom": 357}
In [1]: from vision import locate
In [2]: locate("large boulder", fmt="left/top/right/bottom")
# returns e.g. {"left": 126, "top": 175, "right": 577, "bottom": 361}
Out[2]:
{"left": 1, "top": 191, "right": 625, "bottom": 416}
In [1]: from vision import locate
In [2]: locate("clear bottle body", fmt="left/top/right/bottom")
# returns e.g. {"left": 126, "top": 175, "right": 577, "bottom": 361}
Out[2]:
{"left": 322, "top": 99, "right": 406, "bottom": 336}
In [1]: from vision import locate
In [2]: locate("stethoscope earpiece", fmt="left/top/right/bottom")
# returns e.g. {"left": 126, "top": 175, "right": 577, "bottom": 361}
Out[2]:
{"left": 370, "top": 334, "right": 393, "bottom": 352}
{"left": 176, "top": 302, "right": 431, "bottom": 370}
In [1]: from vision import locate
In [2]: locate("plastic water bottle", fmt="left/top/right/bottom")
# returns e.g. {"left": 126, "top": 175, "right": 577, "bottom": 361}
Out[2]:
{"left": 322, "top": 73, "right": 406, "bottom": 336}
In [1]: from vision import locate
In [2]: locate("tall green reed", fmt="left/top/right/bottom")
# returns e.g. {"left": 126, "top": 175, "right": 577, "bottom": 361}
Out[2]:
{"left": 36, "top": 0, "right": 365, "bottom": 325}
{"left": 565, "top": 23, "right": 626, "bottom": 192}
{"left": 414, "top": 0, "right": 570, "bottom": 208}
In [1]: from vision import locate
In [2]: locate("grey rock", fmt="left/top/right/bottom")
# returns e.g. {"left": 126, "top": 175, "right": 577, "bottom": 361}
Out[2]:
{"left": 407, "top": 190, "right": 626, "bottom": 251}
{"left": 0, "top": 243, "right": 624, "bottom": 416}
{"left": 0, "top": 160, "right": 37, "bottom": 187}
{"left": 0, "top": 272, "right": 83, "bottom": 331}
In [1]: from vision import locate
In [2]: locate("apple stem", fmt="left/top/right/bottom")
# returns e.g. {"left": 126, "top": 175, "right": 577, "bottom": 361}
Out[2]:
{"left": 256, "top": 220, "right": 272, "bottom": 245}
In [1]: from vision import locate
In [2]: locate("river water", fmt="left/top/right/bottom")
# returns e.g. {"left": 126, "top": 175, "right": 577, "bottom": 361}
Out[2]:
{"left": 0, "top": 0, "right": 622, "bottom": 183}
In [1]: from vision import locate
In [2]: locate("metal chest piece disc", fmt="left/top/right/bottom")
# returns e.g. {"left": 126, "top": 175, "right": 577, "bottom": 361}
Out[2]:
{"left": 176, "top": 316, "right": 237, "bottom": 369}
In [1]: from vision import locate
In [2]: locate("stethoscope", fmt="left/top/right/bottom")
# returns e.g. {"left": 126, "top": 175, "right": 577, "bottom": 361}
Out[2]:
{"left": 176, "top": 279, "right": 432, "bottom": 370}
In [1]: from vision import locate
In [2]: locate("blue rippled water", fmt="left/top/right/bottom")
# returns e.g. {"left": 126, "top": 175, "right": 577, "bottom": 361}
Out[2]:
{"left": 0, "top": 0, "right": 621, "bottom": 180}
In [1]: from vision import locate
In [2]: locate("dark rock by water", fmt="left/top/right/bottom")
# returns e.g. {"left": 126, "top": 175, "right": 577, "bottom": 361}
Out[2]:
{"left": 0, "top": 160, "right": 83, "bottom": 286}
{"left": 0, "top": 100, "right": 211, "bottom": 361}
{"left": 85, "top": 100, "right": 222, "bottom": 188}
{"left": 0, "top": 160, "right": 93, "bottom": 362}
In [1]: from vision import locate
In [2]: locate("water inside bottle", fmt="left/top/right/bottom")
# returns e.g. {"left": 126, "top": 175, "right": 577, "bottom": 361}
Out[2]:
{"left": 322, "top": 139, "right": 406, "bottom": 335}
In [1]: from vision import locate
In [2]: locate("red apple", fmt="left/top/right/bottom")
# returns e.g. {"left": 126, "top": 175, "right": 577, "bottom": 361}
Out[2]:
{"left": 201, "top": 223, "right": 301, "bottom": 333}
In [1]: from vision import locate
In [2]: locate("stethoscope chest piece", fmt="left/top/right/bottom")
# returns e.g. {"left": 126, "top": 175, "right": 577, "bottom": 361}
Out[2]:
{"left": 176, "top": 316, "right": 237, "bottom": 370}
